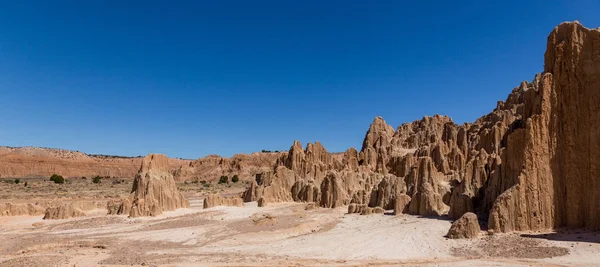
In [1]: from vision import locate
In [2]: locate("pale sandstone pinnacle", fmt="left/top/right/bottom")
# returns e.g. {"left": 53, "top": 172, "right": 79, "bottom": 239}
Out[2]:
{"left": 447, "top": 212, "right": 480, "bottom": 239}
{"left": 120, "top": 154, "right": 190, "bottom": 218}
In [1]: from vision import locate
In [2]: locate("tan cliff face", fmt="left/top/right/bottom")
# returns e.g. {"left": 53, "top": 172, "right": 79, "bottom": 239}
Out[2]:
{"left": 0, "top": 146, "right": 189, "bottom": 178}
{"left": 243, "top": 21, "right": 600, "bottom": 233}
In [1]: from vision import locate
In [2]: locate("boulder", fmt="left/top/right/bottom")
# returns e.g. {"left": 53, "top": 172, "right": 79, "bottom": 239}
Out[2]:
{"left": 447, "top": 212, "right": 480, "bottom": 239}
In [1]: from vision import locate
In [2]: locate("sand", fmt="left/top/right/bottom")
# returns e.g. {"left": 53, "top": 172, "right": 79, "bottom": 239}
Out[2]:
{"left": 1, "top": 198, "right": 599, "bottom": 266}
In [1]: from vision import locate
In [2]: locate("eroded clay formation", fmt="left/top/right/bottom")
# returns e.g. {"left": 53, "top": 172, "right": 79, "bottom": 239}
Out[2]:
{"left": 111, "top": 154, "right": 190, "bottom": 217}
{"left": 243, "top": 21, "right": 600, "bottom": 233}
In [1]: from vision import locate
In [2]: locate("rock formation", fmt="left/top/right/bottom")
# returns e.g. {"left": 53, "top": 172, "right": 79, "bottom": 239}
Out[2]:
{"left": 447, "top": 212, "right": 480, "bottom": 239}
{"left": 43, "top": 203, "right": 85, "bottom": 220}
{"left": 174, "top": 152, "right": 283, "bottom": 182}
{"left": 203, "top": 194, "right": 244, "bottom": 209}
{"left": 257, "top": 197, "right": 267, "bottom": 207}
{"left": 0, "top": 146, "right": 188, "bottom": 179}
{"left": 242, "top": 22, "right": 600, "bottom": 233}
{"left": 113, "top": 154, "right": 189, "bottom": 217}
{"left": 0, "top": 202, "right": 45, "bottom": 216}
{"left": 393, "top": 194, "right": 411, "bottom": 215}
{"left": 43, "top": 201, "right": 103, "bottom": 220}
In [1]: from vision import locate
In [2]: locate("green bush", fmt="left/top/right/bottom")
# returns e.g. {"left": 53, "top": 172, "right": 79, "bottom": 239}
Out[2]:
{"left": 14, "top": 179, "right": 20, "bottom": 184}
{"left": 24, "top": 182, "right": 28, "bottom": 187}
{"left": 218, "top": 175, "right": 228, "bottom": 184}
{"left": 50, "top": 174, "right": 65, "bottom": 184}
{"left": 231, "top": 175, "right": 239, "bottom": 183}
{"left": 92, "top": 176, "right": 102, "bottom": 184}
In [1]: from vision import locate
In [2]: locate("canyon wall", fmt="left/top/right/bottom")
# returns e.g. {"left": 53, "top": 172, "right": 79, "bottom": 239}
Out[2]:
{"left": 243, "top": 21, "right": 600, "bottom": 232}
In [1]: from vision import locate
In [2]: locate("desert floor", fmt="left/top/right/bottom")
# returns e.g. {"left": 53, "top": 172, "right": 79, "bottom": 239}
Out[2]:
{"left": 2, "top": 192, "right": 600, "bottom": 267}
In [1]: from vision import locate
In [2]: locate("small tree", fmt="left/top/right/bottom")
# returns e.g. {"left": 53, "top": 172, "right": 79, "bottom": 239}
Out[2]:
{"left": 50, "top": 174, "right": 65, "bottom": 184}
{"left": 14, "top": 179, "right": 20, "bottom": 184}
{"left": 92, "top": 176, "right": 102, "bottom": 184}
{"left": 218, "top": 175, "right": 229, "bottom": 184}
{"left": 231, "top": 175, "right": 239, "bottom": 183}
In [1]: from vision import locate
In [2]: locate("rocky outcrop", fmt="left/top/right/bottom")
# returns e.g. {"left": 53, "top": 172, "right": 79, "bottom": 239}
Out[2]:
{"left": 203, "top": 194, "right": 244, "bottom": 209}
{"left": 43, "top": 201, "right": 103, "bottom": 220}
{"left": 488, "top": 21, "right": 600, "bottom": 232}
{"left": 43, "top": 203, "right": 85, "bottom": 220}
{"left": 174, "top": 152, "right": 282, "bottom": 182}
{"left": 242, "top": 22, "right": 600, "bottom": 233}
{"left": 447, "top": 212, "right": 480, "bottom": 239}
{"left": 0, "top": 202, "right": 45, "bottom": 216}
{"left": 393, "top": 194, "right": 411, "bottom": 215}
{"left": 257, "top": 197, "right": 267, "bottom": 207}
{"left": 0, "top": 146, "right": 188, "bottom": 179}
{"left": 113, "top": 154, "right": 189, "bottom": 217}
{"left": 106, "top": 198, "right": 131, "bottom": 215}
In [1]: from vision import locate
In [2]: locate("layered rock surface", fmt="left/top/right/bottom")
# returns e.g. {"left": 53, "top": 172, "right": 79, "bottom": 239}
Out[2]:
{"left": 174, "top": 152, "right": 283, "bottom": 182}
{"left": 114, "top": 154, "right": 190, "bottom": 217}
{"left": 203, "top": 194, "right": 244, "bottom": 209}
{"left": 243, "top": 22, "right": 600, "bottom": 233}
{"left": 0, "top": 146, "right": 189, "bottom": 178}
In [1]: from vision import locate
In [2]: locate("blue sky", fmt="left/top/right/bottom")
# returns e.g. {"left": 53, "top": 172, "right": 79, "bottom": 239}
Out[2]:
{"left": 1, "top": 1, "right": 599, "bottom": 159}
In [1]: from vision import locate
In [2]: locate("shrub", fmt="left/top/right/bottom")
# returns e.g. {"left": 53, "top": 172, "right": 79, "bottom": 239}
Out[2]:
{"left": 231, "top": 175, "right": 239, "bottom": 183}
{"left": 92, "top": 176, "right": 102, "bottom": 184}
{"left": 50, "top": 174, "right": 65, "bottom": 184}
{"left": 203, "top": 183, "right": 210, "bottom": 188}
{"left": 218, "top": 175, "right": 228, "bottom": 184}
{"left": 200, "top": 180, "right": 207, "bottom": 185}
{"left": 14, "top": 179, "right": 20, "bottom": 184}
{"left": 24, "top": 182, "right": 28, "bottom": 187}
{"left": 81, "top": 176, "right": 87, "bottom": 179}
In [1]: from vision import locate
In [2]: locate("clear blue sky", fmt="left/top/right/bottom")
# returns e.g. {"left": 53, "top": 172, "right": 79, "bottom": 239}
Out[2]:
{"left": 1, "top": 1, "right": 599, "bottom": 159}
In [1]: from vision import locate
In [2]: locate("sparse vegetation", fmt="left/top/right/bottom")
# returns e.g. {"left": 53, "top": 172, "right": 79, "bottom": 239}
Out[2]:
{"left": 92, "top": 176, "right": 102, "bottom": 184}
{"left": 50, "top": 174, "right": 65, "bottom": 184}
{"left": 218, "top": 175, "right": 229, "bottom": 184}
{"left": 24, "top": 182, "right": 28, "bottom": 187}
{"left": 14, "top": 179, "right": 20, "bottom": 184}
{"left": 232, "top": 175, "right": 240, "bottom": 183}
{"left": 261, "top": 150, "right": 280, "bottom": 153}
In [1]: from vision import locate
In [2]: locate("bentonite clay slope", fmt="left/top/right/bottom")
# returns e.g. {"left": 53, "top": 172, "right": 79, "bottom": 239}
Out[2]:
{"left": 243, "top": 21, "right": 600, "bottom": 233}
{"left": 0, "top": 146, "right": 189, "bottom": 178}
{"left": 173, "top": 152, "right": 284, "bottom": 182}
{"left": 114, "top": 154, "right": 190, "bottom": 217}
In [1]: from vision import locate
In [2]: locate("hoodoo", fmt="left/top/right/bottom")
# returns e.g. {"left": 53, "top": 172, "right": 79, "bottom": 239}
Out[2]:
{"left": 243, "top": 21, "right": 600, "bottom": 233}
{"left": 114, "top": 154, "right": 189, "bottom": 217}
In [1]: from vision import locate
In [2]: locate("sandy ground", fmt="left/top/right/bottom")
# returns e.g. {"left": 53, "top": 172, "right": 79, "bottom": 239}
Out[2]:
{"left": 1, "top": 197, "right": 600, "bottom": 267}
